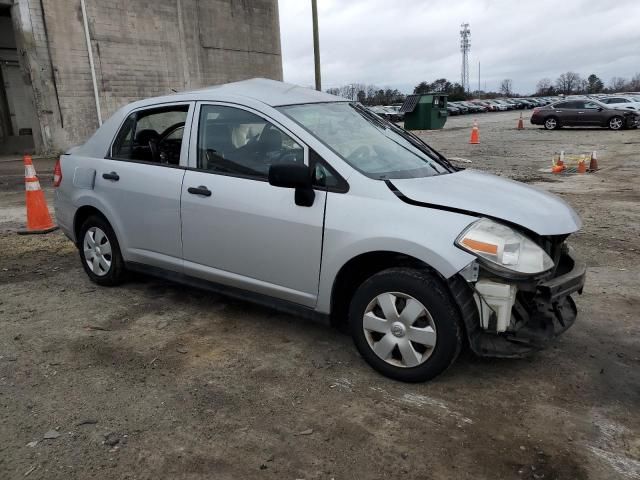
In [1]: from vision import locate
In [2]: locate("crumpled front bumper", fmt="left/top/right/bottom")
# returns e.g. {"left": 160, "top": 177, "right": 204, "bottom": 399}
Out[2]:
{"left": 450, "top": 247, "right": 586, "bottom": 358}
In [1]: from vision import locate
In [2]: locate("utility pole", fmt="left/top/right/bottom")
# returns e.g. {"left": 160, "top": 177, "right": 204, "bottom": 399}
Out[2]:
{"left": 311, "top": 0, "right": 321, "bottom": 91}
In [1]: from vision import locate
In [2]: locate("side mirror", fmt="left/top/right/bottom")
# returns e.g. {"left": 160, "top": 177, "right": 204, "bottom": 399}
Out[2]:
{"left": 269, "top": 163, "right": 315, "bottom": 207}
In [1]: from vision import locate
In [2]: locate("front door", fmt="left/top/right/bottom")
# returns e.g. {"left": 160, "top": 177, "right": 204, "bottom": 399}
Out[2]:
{"left": 180, "top": 103, "right": 326, "bottom": 307}
{"left": 582, "top": 101, "right": 606, "bottom": 126}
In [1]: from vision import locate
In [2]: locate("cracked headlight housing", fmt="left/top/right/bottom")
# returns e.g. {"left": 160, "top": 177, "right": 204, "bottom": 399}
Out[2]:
{"left": 455, "top": 218, "right": 554, "bottom": 275}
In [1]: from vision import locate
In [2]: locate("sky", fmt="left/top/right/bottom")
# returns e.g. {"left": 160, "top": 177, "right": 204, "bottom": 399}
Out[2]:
{"left": 278, "top": 0, "right": 640, "bottom": 95}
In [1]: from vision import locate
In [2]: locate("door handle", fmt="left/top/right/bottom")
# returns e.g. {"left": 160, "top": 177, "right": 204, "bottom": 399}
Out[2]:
{"left": 102, "top": 172, "right": 119, "bottom": 181}
{"left": 187, "top": 186, "right": 212, "bottom": 197}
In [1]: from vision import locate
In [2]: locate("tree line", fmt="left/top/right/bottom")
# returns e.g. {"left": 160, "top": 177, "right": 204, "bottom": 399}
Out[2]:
{"left": 325, "top": 84, "right": 405, "bottom": 105}
{"left": 326, "top": 72, "right": 640, "bottom": 105}
{"left": 535, "top": 72, "right": 640, "bottom": 96}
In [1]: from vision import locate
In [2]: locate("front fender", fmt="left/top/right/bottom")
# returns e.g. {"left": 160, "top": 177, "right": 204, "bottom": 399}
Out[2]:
{"left": 316, "top": 192, "right": 478, "bottom": 314}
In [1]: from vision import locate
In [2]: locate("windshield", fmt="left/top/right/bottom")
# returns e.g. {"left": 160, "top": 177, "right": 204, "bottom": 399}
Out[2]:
{"left": 278, "top": 102, "right": 450, "bottom": 179}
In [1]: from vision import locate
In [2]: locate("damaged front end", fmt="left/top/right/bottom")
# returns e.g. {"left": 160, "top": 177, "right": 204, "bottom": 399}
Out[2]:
{"left": 450, "top": 224, "right": 586, "bottom": 358}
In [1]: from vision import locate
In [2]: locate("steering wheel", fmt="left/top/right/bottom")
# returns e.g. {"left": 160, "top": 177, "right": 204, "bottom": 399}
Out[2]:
{"left": 348, "top": 145, "right": 371, "bottom": 162}
{"left": 154, "top": 122, "right": 185, "bottom": 163}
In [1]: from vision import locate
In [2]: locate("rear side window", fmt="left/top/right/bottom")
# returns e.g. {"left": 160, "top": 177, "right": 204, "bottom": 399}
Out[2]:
{"left": 111, "top": 105, "right": 188, "bottom": 165}
{"left": 196, "top": 105, "right": 304, "bottom": 180}
{"left": 554, "top": 102, "right": 570, "bottom": 109}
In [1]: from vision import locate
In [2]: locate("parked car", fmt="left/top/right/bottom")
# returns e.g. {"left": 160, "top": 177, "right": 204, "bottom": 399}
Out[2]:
{"left": 54, "top": 78, "right": 586, "bottom": 382}
{"left": 383, "top": 105, "right": 404, "bottom": 122}
{"left": 516, "top": 99, "right": 536, "bottom": 109}
{"left": 450, "top": 102, "right": 469, "bottom": 114}
{"left": 470, "top": 100, "right": 497, "bottom": 111}
{"left": 598, "top": 96, "right": 640, "bottom": 112}
{"left": 460, "top": 101, "right": 486, "bottom": 113}
{"left": 530, "top": 98, "right": 639, "bottom": 130}
{"left": 485, "top": 100, "right": 508, "bottom": 111}
{"left": 446, "top": 104, "right": 461, "bottom": 115}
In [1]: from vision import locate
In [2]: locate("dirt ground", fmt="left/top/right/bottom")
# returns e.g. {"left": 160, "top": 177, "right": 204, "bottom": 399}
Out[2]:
{"left": 0, "top": 110, "right": 639, "bottom": 480}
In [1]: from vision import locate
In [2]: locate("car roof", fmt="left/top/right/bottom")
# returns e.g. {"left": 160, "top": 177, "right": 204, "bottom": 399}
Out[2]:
{"left": 132, "top": 78, "right": 348, "bottom": 109}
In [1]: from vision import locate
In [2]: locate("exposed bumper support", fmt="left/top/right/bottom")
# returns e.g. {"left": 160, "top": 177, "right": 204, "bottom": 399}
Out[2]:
{"left": 450, "top": 248, "right": 586, "bottom": 358}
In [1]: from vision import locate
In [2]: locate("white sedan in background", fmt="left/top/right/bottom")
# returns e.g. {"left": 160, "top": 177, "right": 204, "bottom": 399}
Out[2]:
{"left": 599, "top": 96, "right": 640, "bottom": 111}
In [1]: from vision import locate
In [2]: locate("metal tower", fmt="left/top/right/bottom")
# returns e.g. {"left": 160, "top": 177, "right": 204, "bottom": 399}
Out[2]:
{"left": 460, "top": 23, "right": 471, "bottom": 93}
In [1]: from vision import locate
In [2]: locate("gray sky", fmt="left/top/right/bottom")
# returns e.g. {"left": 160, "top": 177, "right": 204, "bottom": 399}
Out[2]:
{"left": 278, "top": 0, "right": 640, "bottom": 94}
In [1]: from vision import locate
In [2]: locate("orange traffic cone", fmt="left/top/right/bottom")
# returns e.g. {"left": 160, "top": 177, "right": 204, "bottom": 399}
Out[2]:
{"left": 577, "top": 155, "right": 587, "bottom": 174}
{"left": 517, "top": 112, "right": 524, "bottom": 130}
{"left": 469, "top": 119, "right": 480, "bottom": 144}
{"left": 557, "top": 151, "right": 565, "bottom": 168}
{"left": 589, "top": 151, "right": 598, "bottom": 171}
{"left": 18, "top": 155, "right": 58, "bottom": 235}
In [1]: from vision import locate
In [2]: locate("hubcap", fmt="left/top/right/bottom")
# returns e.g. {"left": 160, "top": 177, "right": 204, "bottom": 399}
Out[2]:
{"left": 611, "top": 118, "right": 622, "bottom": 129}
{"left": 546, "top": 119, "right": 556, "bottom": 128}
{"left": 362, "top": 292, "right": 437, "bottom": 368}
{"left": 83, "top": 227, "right": 112, "bottom": 277}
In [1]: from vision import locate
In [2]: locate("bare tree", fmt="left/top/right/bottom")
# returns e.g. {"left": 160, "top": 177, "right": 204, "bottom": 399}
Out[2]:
{"left": 536, "top": 78, "right": 554, "bottom": 95}
{"left": 556, "top": 72, "right": 581, "bottom": 94}
{"left": 630, "top": 73, "right": 640, "bottom": 91}
{"left": 609, "top": 76, "right": 628, "bottom": 92}
{"left": 500, "top": 79, "right": 513, "bottom": 96}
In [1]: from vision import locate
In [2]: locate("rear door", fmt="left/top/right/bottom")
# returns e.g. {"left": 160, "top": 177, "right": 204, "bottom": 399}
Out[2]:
{"left": 99, "top": 102, "right": 194, "bottom": 271}
{"left": 553, "top": 101, "right": 578, "bottom": 125}
{"left": 180, "top": 103, "right": 326, "bottom": 307}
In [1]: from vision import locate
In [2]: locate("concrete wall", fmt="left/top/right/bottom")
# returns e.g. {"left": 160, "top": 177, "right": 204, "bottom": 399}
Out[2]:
{"left": 10, "top": 0, "right": 282, "bottom": 154}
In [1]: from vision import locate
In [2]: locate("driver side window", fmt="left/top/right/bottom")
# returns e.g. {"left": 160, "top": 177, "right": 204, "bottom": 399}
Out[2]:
{"left": 111, "top": 105, "right": 188, "bottom": 165}
{"left": 197, "top": 105, "right": 303, "bottom": 180}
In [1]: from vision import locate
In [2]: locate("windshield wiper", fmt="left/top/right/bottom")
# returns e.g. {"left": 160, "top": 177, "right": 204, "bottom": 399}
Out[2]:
{"left": 351, "top": 103, "right": 456, "bottom": 172}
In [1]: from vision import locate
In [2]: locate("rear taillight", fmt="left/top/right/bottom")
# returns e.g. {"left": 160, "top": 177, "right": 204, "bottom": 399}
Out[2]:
{"left": 53, "top": 157, "right": 62, "bottom": 187}
{"left": 532, "top": 107, "right": 540, "bottom": 114}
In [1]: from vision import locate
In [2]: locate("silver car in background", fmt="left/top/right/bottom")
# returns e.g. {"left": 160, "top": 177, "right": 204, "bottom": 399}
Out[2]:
{"left": 54, "top": 79, "right": 586, "bottom": 382}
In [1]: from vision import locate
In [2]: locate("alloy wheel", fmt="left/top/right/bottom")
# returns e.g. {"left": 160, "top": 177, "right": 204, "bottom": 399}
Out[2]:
{"left": 83, "top": 227, "right": 112, "bottom": 277}
{"left": 609, "top": 117, "right": 623, "bottom": 130}
{"left": 362, "top": 292, "right": 437, "bottom": 368}
{"left": 545, "top": 118, "right": 557, "bottom": 129}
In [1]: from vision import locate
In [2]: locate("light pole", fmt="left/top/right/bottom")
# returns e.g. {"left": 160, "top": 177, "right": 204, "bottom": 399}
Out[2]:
{"left": 311, "top": 0, "right": 321, "bottom": 91}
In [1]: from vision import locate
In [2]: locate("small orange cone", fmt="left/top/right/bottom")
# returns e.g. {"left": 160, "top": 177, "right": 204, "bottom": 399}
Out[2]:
{"left": 577, "top": 155, "right": 587, "bottom": 174}
{"left": 557, "top": 151, "right": 565, "bottom": 168}
{"left": 517, "top": 112, "right": 524, "bottom": 130}
{"left": 18, "top": 155, "right": 58, "bottom": 235}
{"left": 469, "top": 119, "right": 480, "bottom": 144}
{"left": 589, "top": 151, "right": 598, "bottom": 171}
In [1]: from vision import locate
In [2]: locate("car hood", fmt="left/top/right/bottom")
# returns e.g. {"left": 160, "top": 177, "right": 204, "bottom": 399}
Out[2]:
{"left": 389, "top": 169, "right": 581, "bottom": 236}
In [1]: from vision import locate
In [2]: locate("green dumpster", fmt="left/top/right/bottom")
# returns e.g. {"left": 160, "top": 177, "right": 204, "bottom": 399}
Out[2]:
{"left": 400, "top": 93, "right": 448, "bottom": 130}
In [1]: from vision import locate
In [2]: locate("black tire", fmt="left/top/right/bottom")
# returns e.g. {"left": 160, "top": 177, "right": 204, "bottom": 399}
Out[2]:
{"left": 78, "top": 214, "right": 126, "bottom": 286}
{"left": 349, "top": 268, "right": 463, "bottom": 382}
{"left": 543, "top": 116, "right": 560, "bottom": 130}
{"left": 608, "top": 115, "right": 624, "bottom": 130}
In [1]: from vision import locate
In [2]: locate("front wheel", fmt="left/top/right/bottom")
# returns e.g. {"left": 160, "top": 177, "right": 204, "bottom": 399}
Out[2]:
{"left": 349, "top": 268, "right": 463, "bottom": 382}
{"left": 608, "top": 116, "right": 624, "bottom": 130}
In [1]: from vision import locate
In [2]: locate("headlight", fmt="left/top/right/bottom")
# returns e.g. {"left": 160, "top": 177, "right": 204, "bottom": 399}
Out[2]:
{"left": 455, "top": 218, "right": 554, "bottom": 275}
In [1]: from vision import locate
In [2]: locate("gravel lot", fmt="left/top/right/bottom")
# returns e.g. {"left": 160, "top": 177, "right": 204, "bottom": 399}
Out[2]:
{"left": 1, "top": 110, "right": 639, "bottom": 479}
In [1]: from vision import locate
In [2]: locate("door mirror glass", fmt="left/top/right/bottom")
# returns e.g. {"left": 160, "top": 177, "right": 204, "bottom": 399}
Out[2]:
{"left": 269, "top": 163, "right": 315, "bottom": 207}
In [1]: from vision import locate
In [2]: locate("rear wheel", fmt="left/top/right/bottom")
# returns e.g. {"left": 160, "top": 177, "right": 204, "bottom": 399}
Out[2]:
{"left": 544, "top": 117, "right": 560, "bottom": 130}
{"left": 608, "top": 116, "right": 624, "bottom": 130}
{"left": 78, "top": 215, "right": 126, "bottom": 286}
{"left": 349, "top": 268, "right": 463, "bottom": 382}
